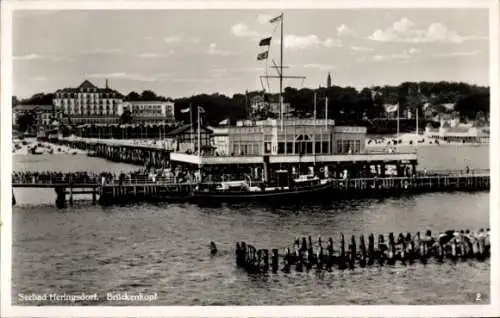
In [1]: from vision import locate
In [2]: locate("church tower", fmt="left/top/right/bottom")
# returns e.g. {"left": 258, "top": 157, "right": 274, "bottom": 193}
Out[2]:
{"left": 327, "top": 73, "right": 332, "bottom": 88}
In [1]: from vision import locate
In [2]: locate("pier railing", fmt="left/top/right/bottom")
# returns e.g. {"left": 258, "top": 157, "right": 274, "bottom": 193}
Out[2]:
{"left": 12, "top": 168, "right": 490, "bottom": 188}
{"left": 415, "top": 169, "right": 490, "bottom": 177}
{"left": 11, "top": 174, "right": 190, "bottom": 186}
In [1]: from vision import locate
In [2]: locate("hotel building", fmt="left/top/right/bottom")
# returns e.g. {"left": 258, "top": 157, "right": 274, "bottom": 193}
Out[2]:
{"left": 119, "top": 101, "right": 176, "bottom": 124}
{"left": 53, "top": 80, "right": 123, "bottom": 125}
{"left": 12, "top": 104, "right": 59, "bottom": 135}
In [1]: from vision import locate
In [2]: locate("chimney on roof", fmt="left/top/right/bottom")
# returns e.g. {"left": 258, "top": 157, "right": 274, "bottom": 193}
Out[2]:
{"left": 105, "top": 79, "right": 109, "bottom": 89}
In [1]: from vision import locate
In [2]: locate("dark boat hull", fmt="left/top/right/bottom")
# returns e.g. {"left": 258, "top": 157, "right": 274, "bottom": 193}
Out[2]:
{"left": 189, "top": 182, "right": 333, "bottom": 204}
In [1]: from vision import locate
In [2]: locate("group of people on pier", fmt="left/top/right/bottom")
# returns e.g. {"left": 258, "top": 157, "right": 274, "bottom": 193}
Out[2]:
{"left": 235, "top": 228, "right": 490, "bottom": 274}
{"left": 12, "top": 166, "right": 201, "bottom": 186}
{"left": 12, "top": 171, "right": 107, "bottom": 185}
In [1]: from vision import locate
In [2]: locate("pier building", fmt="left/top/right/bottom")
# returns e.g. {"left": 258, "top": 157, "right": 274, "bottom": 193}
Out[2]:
{"left": 168, "top": 118, "right": 418, "bottom": 183}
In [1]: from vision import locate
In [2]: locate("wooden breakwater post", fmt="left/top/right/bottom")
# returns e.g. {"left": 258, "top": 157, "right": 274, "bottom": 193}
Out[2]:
{"left": 236, "top": 229, "right": 491, "bottom": 276}
{"left": 271, "top": 249, "right": 279, "bottom": 273}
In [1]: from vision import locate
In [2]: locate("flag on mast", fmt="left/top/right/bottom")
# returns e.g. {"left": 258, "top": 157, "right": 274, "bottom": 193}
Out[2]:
{"left": 384, "top": 104, "right": 399, "bottom": 113}
{"left": 257, "top": 51, "right": 269, "bottom": 60}
{"left": 259, "top": 37, "right": 272, "bottom": 46}
{"left": 269, "top": 14, "right": 282, "bottom": 23}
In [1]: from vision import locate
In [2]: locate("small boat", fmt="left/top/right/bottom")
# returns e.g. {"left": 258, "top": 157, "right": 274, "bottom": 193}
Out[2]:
{"left": 30, "top": 147, "right": 44, "bottom": 155}
{"left": 87, "top": 150, "right": 98, "bottom": 157}
{"left": 191, "top": 173, "right": 333, "bottom": 204}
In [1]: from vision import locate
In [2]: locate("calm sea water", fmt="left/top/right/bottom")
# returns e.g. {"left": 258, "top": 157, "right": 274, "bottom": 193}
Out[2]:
{"left": 11, "top": 145, "right": 491, "bottom": 305}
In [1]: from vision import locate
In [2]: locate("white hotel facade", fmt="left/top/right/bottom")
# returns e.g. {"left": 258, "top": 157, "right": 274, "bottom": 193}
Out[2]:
{"left": 119, "top": 101, "right": 175, "bottom": 124}
{"left": 53, "top": 80, "right": 175, "bottom": 125}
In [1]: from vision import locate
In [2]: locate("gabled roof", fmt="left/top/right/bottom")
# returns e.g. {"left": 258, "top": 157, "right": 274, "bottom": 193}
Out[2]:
{"left": 166, "top": 123, "right": 213, "bottom": 137}
{"left": 54, "top": 80, "right": 124, "bottom": 98}
{"left": 78, "top": 80, "right": 98, "bottom": 90}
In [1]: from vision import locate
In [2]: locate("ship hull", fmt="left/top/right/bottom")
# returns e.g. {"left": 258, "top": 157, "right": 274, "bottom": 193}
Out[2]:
{"left": 189, "top": 181, "right": 333, "bottom": 204}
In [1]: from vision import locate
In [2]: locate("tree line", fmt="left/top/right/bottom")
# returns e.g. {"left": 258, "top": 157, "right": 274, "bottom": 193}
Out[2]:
{"left": 13, "top": 81, "right": 489, "bottom": 128}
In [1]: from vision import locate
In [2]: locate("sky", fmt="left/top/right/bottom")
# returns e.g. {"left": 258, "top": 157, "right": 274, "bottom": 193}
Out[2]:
{"left": 12, "top": 9, "right": 489, "bottom": 99}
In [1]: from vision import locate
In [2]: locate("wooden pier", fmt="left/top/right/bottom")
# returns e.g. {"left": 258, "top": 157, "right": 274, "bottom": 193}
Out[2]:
{"left": 12, "top": 170, "right": 489, "bottom": 208}
{"left": 98, "top": 183, "right": 196, "bottom": 205}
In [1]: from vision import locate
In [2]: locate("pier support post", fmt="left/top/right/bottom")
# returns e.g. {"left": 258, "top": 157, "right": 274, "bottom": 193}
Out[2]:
{"left": 271, "top": 249, "right": 278, "bottom": 273}
{"left": 54, "top": 186, "right": 67, "bottom": 209}
{"left": 68, "top": 187, "right": 73, "bottom": 206}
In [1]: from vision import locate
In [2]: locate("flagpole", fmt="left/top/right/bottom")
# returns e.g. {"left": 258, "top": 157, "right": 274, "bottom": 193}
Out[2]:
{"left": 279, "top": 12, "right": 284, "bottom": 131}
{"left": 397, "top": 102, "right": 400, "bottom": 139}
{"left": 416, "top": 84, "right": 420, "bottom": 136}
{"left": 197, "top": 106, "right": 201, "bottom": 156}
{"left": 416, "top": 102, "right": 419, "bottom": 136}
{"left": 313, "top": 91, "right": 317, "bottom": 157}
{"left": 189, "top": 103, "right": 193, "bottom": 150}
{"left": 245, "top": 90, "right": 249, "bottom": 119}
{"left": 325, "top": 96, "right": 328, "bottom": 130}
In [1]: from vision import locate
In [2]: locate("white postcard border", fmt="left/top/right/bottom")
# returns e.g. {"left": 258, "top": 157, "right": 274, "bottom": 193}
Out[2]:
{"left": 1, "top": 0, "right": 498, "bottom": 317}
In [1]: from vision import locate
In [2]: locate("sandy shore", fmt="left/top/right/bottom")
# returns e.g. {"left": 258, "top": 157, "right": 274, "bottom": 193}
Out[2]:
{"left": 12, "top": 138, "right": 86, "bottom": 156}
{"left": 365, "top": 133, "right": 487, "bottom": 152}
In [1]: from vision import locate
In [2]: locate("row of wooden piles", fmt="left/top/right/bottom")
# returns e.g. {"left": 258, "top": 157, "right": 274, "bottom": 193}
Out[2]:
{"left": 235, "top": 229, "right": 490, "bottom": 274}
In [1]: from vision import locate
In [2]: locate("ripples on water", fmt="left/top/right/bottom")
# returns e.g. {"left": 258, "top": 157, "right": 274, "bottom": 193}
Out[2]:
{"left": 11, "top": 146, "right": 490, "bottom": 305}
{"left": 12, "top": 193, "right": 490, "bottom": 305}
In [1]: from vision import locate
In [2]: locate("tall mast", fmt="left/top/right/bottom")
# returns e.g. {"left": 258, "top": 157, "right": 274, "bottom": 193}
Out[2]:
{"left": 280, "top": 12, "right": 284, "bottom": 130}
{"left": 259, "top": 12, "right": 305, "bottom": 129}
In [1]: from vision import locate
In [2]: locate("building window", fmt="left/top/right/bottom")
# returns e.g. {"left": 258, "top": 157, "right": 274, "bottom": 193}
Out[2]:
{"left": 264, "top": 142, "right": 271, "bottom": 154}
{"left": 278, "top": 142, "right": 285, "bottom": 154}
{"left": 315, "top": 142, "right": 321, "bottom": 154}
{"left": 286, "top": 142, "right": 293, "bottom": 154}
{"left": 322, "top": 141, "right": 329, "bottom": 154}
{"left": 335, "top": 139, "right": 361, "bottom": 154}
{"left": 336, "top": 140, "right": 343, "bottom": 153}
{"left": 306, "top": 142, "right": 313, "bottom": 154}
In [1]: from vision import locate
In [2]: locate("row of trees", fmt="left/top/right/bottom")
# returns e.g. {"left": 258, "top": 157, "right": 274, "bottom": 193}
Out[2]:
{"left": 13, "top": 81, "right": 489, "bottom": 128}
{"left": 174, "top": 82, "right": 489, "bottom": 126}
